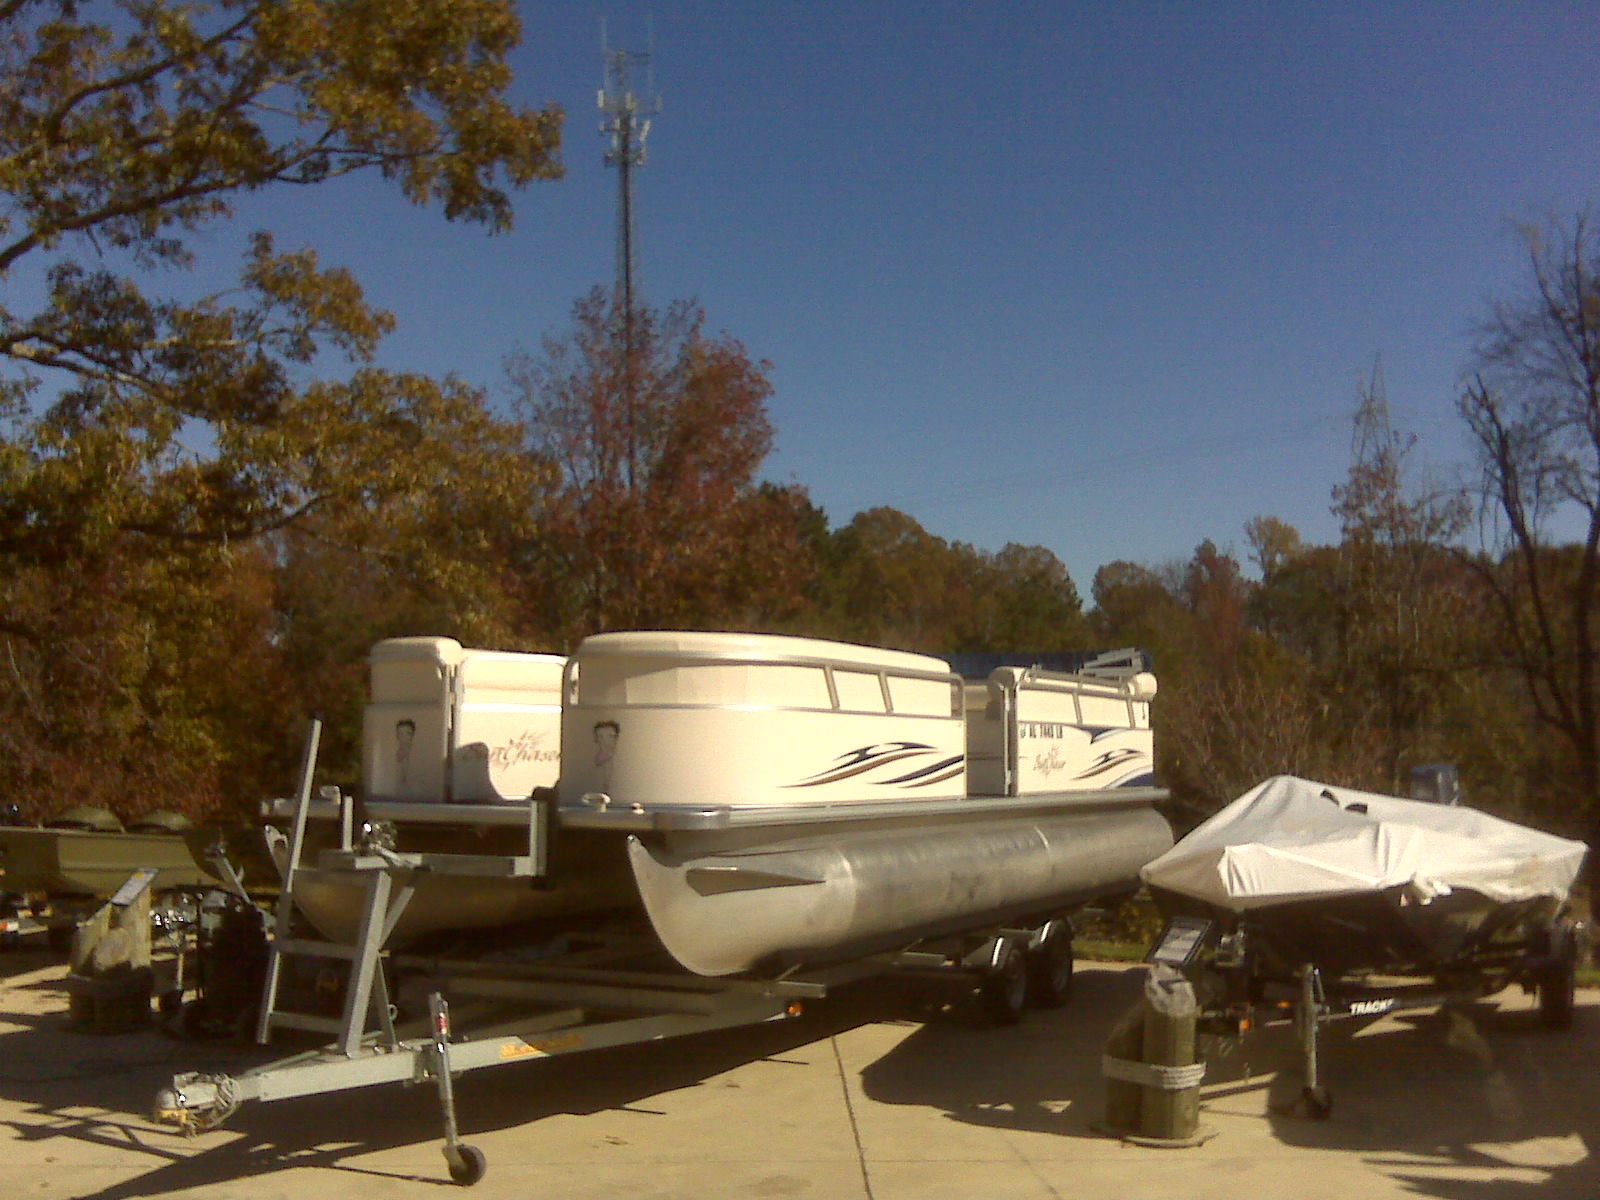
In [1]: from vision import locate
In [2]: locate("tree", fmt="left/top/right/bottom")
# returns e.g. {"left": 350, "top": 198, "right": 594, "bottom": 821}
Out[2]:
{"left": 1329, "top": 365, "right": 1470, "bottom": 787}
{"left": 509, "top": 289, "right": 809, "bottom": 639}
{"left": 0, "top": 1, "right": 562, "bottom": 817}
{"left": 967, "top": 542, "right": 1089, "bottom": 651}
{"left": 0, "top": 0, "right": 560, "bottom": 568}
{"left": 1460, "top": 211, "right": 1600, "bottom": 848}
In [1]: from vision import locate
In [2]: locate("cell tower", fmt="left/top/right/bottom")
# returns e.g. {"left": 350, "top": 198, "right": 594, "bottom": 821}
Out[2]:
{"left": 599, "top": 27, "right": 660, "bottom": 319}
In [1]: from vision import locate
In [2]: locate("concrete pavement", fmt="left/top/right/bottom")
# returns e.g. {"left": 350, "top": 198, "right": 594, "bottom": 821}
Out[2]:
{"left": 0, "top": 948, "right": 1595, "bottom": 1199}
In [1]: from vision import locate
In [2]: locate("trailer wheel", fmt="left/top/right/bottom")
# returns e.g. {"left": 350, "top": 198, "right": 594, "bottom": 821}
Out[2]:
{"left": 1538, "top": 940, "right": 1577, "bottom": 1031}
{"left": 1026, "top": 932, "right": 1075, "bottom": 1009}
{"left": 978, "top": 945, "right": 1029, "bottom": 1026}
{"left": 445, "top": 1142, "right": 486, "bottom": 1186}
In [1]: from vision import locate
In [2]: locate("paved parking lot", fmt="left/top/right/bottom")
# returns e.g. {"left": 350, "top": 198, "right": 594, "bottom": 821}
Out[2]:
{"left": 0, "top": 950, "right": 1595, "bottom": 1200}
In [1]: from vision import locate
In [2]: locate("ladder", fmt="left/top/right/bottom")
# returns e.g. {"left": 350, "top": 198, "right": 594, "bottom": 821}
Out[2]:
{"left": 254, "top": 719, "right": 551, "bottom": 1058}
{"left": 255, "top": 719, "right": 412, "bottom": 1056}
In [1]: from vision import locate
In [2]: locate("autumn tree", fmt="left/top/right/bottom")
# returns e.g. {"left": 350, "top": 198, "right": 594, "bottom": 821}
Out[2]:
{"left": 0, "top": 0, "right": 562, "bottom": 818}
{"left": 508, "top": 289, "right": 810, "bottom": 640}
{"left": 1326, "top": 366, "right": 1471, "bottom": 787}
{"left": 1460, "top": 211, "right": 1600, "bottom": 848}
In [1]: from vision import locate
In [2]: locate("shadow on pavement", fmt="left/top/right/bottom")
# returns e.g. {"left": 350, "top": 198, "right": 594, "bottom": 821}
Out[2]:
{"left": 0, "top": 972, "right": 903, "bottom": 1198}
{"left": 4, "top": 958, "right": 1597, "bottom": 1199}
{"left": 857, "top": 963, "right": 1600, "bottom": 1200}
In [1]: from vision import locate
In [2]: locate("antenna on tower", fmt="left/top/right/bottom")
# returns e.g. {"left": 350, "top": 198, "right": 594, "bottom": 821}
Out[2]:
{"left": 599, "top": 22, "right": 660, "bottom": 320}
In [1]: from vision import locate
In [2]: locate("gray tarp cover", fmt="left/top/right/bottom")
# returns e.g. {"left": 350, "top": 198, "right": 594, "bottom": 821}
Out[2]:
{"left": 1140, "top": 775, "right": 1587, "bottom": 912}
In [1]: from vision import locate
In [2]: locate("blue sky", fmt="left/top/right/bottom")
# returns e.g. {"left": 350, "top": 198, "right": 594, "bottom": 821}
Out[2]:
{"left": 216, "top": 2, "right": 1600, "bottom": 597}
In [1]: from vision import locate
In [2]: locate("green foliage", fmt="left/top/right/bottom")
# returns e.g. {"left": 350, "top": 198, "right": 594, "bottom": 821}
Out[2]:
{"left": 0, "top": 0, "right": 559, "bottom": 816}
{"left": 809, "top": 506, "right": 1088, "bottom": 654}
{"left": 1, "top": 1, "right": 560, "bottom": 564}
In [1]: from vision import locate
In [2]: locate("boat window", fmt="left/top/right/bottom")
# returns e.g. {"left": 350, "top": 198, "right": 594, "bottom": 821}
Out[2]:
{"left": 456, "top": 655, "right": 563, "bottom": 698}
{"left": 1078, "top": 691, "right": 1131, "bottom": 727}
{"left": 832, "top": 670, "right": 888, "bottom": 713}
{"left": 579, "top": 660, "right": 832, "bottom": 709}
{"left": 886, "top": 674, "right": 956, "bottom": 718}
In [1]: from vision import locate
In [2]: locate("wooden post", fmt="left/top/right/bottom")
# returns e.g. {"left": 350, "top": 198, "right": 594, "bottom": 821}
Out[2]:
{"left": 66, "top": 869, "right": 157, "bottom": 1033}
{"left": 1103, "top": 1003, "right": 1145, "bottom": 1134}
{"left": 1140, "top": 964, "right": 1199, "bottom": 1141}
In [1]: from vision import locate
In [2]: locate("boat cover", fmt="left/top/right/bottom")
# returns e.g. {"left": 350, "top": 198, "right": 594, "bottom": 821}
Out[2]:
{"left": 1141, "top": 775, "right": 1587, "bottom": 912}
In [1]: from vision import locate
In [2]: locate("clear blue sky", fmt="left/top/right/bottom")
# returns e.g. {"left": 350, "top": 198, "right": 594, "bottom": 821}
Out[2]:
{"left": 222, "top": 2, "right": 1600, "bottom": 599}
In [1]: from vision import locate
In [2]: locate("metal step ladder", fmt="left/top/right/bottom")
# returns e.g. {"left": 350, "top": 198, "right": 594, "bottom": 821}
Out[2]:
{"left": 254, "top": 719, "right": 552, "bottom": 1059}
{"left": 255, "top": 720, "right": 412, "bottom": 1056}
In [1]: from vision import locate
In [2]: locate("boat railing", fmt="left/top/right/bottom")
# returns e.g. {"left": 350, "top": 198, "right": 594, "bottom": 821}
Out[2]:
{"left": 564, "top": 649, "right": 965, "bottom": 719}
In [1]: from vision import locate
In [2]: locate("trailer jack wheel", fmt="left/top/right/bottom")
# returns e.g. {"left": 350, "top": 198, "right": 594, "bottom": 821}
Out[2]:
{"left": 1538, "top": 955, "right": 1577, "bottom": 1030}
{"left": 444, "top": 1142, "right": 486, "bottom": 1186}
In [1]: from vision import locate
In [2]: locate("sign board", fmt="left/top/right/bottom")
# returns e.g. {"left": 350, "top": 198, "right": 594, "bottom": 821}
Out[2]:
{"left": 1146, "top": 915, "right": 1211, "bottom": 967}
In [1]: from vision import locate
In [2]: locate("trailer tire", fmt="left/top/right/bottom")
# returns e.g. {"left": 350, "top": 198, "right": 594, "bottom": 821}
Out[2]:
{"left": 1026, "top": 932, "right": 1075, "bottom": 1009}
{"left": 445, "top": 1143, "right": 487, "bottom": 1186}
{"left": 977, "top": 945, "right": 1029, "bottom": 1026}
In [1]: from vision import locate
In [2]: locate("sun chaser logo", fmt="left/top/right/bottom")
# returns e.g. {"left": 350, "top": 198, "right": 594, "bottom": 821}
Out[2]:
{"left": 1033, "top": 746, "right": 1067, "bottom": 776}
{"left": 487, "top": 730, "right": 558, "bottom": 769}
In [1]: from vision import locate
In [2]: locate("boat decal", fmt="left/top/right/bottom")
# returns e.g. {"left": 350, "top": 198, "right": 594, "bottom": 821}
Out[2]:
{"left": 785, "top": 742, "right": 964, "bottom": 789}
{"left": 1117, "top": 772, "right": 1157, "bottom": 788}
{"left": 879, "top": 756, "right": 966, "bottom": 786}
{"left": 1071, "top": 748, "right": 1149, "bottom": 782}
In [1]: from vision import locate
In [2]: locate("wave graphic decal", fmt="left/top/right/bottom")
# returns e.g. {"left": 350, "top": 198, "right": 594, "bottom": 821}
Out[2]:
{"left": 786, "top": 742, "right": 964, "bottom": 790}
{"left": 880, "top": 756, "right": 965, "bottom": 787}
{"left": 1071, "top": 747, "right": 1149, "bottom": 782}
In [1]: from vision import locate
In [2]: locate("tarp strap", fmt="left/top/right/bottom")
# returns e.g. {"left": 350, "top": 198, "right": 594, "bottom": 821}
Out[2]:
{"left": 1101, "top": 1055, "right": 1206, "bottom": 1090}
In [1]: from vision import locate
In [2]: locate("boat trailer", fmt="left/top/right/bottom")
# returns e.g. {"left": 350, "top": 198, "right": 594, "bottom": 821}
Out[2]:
{"left": 153, "top": 720, "right": 1085, "bottom": 1186}
{"left": 1147, "top": 912, "right": 1583, "bottom": 1119}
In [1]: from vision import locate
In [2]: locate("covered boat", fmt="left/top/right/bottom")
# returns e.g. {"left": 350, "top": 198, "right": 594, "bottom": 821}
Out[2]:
{"left": 559, "top": 632, "right": 1173, "bottom": 976}
{"left": 1142, "top": 775, "right": 1587, "bottom": 977}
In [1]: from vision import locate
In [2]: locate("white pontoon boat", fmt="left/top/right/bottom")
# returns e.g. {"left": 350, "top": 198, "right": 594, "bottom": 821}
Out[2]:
{"left": 559, "top": 632, "right": 1173, "bottom": 975}
{"left": 272, "top": 632, "right": 1173, "bottom": 973}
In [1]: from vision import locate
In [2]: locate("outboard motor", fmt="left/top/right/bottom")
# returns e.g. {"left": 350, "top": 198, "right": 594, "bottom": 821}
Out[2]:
{"left": 1409, "top": 763, "right": 1461, "bottom": 806}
